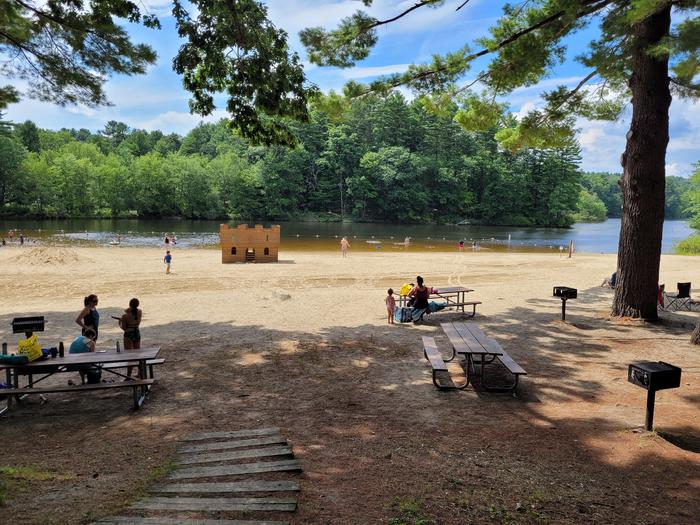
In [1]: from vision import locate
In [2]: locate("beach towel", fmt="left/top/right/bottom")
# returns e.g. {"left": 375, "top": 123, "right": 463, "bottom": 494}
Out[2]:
{"left": 411, "top": 301, "right": 448, "bottom": 323}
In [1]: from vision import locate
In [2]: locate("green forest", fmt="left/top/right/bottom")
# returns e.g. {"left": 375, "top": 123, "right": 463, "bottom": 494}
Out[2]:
{"left": 0, "top": 94, "right": 693, "bottom": 226}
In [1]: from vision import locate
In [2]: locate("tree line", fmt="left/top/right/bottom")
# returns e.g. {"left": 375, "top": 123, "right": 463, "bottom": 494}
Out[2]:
{"left": 576, "top": 171, "right": 692, "bottom": 223}
{"left": 1, "top": 94, "right": 587, "bottom": 226}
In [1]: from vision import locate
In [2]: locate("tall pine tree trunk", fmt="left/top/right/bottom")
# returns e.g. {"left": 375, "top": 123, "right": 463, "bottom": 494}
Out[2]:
{"left": 612, "top": 5, "right": 671, "bottom": 320}
{"left": 691, "top": 322, "right": 700, "bottom": 345}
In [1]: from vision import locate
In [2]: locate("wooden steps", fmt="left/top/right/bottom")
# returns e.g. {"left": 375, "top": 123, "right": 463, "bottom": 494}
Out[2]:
{"left": 94, "top": 427, "right": 301, "bottom": 525}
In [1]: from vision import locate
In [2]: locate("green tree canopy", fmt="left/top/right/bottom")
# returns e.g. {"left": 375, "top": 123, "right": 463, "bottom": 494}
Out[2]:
{"left": 0, "top": 0, "right": 316, "bottom": 144}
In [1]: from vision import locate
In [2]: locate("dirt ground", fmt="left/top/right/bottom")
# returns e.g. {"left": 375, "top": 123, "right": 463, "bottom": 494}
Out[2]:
{"left": 0, "top": 246, "right": 698, "bottom": 524}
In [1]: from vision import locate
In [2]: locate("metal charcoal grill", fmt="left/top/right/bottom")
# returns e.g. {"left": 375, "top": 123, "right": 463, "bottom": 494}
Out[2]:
{"left": 628, "top": 361, "right": 681, "bottom": 431}
{"left": 11, "top": 316, "right": 45, "bottom": 334}
{"left": 553, "top": 286, "right": 577, "bottom": 321}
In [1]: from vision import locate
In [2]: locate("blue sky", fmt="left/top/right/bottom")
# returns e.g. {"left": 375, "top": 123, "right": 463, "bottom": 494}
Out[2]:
{"left": 4, "top": 0, "right": 699, "bottom": 176}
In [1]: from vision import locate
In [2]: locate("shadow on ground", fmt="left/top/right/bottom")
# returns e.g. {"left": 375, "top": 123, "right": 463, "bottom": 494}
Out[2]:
{"left": 0, "top": 300, "right": 698, "bottom": 524}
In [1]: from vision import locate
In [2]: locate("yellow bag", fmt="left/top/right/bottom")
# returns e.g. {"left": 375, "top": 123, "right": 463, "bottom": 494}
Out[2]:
{"left": 17, "top": 334, "right": 43, "bottom": 362}
{"left": 399, "top": 283, "right": 413, "bottom": 296}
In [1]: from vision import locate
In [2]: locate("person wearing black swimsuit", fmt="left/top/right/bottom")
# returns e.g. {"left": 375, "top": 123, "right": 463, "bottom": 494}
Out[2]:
{"left": 76, "top": 294, "right": 100, "bottom": 340}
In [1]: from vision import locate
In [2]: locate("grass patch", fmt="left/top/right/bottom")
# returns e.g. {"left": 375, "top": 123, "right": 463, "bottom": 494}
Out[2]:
{"left": 145, "top": 461, "right": 177, "bottom": 484}
{"left": 388, "top": 496, "right": 436, "bottom": 525}
{"left": 675, "top": 234, "right": 700, "bottom": 255}
{"left": 0, "top": 466, "right": 75, "bottom": 507}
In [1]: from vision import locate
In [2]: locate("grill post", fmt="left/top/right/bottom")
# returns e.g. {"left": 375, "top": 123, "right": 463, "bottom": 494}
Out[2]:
{"left": 645, "top": 389, "right": 656, "bottom": 431}
{"left": 561, "top": 298, "right": 567, "bottom": 321}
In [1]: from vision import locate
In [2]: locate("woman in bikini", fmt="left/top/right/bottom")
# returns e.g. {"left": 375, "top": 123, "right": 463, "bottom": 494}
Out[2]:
{"left": 76, "top": 294, "right": 100, "bottom": 340}
{"left": 119, "top": 298, "right": 142, "bottom": 378}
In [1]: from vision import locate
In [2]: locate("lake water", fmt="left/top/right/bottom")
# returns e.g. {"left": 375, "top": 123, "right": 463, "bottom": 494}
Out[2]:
{"left": 0, "top": 218, "right": 693, "bottom": 254}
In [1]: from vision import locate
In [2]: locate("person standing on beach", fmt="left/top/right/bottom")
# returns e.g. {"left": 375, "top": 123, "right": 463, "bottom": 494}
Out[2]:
{"left": 19, "top": 233, "right": 24, "bottom": 245}
{"left": 340, "top": 237, "right": 350, "bottom": 257}
{"left": 164, "top": 250, "right": 172, "bottom": 274}
{"left": 385, "top": 289, "right": 396, "bottom": 324}
{"left": 76, "top": 294, "right": 100, "bottom": 340}
{"left": 119, "top": 298, "right": 142, "bottom": 377}
{"left": 164, "top": 234, "right": 170, "bottom": 247}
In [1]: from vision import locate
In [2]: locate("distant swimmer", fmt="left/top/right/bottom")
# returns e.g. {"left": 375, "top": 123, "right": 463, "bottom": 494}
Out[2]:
{"left": 340, "top": 236, "right": 350, "bottom": 258}
{"left": 459, "top": 240, "right": 465, "bottom": 251}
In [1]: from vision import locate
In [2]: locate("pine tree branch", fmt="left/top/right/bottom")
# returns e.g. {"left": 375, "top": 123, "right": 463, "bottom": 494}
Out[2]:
{"left": 370, "top": 1, "right": 438, "bottom": 29}
{"left": 361, "top": 0, "right": 613, "bottom": 94}
{"left": 11, "top": 0, "right": 101, "bottom": 37}
{"left": 455, "top": 1, "right": 472, "bottom": 12}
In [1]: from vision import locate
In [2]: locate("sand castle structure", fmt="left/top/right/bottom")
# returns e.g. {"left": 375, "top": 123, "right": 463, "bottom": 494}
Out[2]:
{"left": 220, "top": 224, "right": 280, "bottom": 263}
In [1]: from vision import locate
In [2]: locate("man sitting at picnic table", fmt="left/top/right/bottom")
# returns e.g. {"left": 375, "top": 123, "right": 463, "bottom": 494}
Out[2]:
{"left": 408, "top": 276, "right": 447, "bottom": 323}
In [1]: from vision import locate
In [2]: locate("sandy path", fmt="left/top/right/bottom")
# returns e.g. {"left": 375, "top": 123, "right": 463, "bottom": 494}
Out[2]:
{"left": 0, "top": 246, "right": 698, "bottom": 524}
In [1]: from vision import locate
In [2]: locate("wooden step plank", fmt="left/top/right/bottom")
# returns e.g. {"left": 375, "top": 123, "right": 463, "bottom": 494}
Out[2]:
{"left": 177, "top": 446, "right": 293, "bottom": 465}
{"left": 178, "top": 436, "right": 286, "bottom": 454}
{"left": 170, "top": 459, "right": 301, "bottom": 480}
{"left": 149, "top": 480, "right": 300, "bottom": 494}
{"left": 179, "top": 427, "right": 280, "bottom": 442}
{"left": 94, "top": 518, "right": 288, "bottom": 525}
{"left": 130, "top": 496, "right": 297, "bottom": 512}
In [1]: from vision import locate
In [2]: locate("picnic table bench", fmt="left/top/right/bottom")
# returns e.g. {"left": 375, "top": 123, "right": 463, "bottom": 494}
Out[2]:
{"left": 0, "top": 347, "right": 162, "bottom": 416}
{"left": 422, "top": 336, "right": 468, "bottom": 390}
{"left": 422, "top": 322, "right": 526, "bottom": 393}
{"left": 399, "top": 286, "right": 481, "bottom": 317}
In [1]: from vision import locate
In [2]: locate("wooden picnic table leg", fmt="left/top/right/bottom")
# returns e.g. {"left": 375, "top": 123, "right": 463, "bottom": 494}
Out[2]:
{"left": 133, "top": 359, "right": 149, "bottom": 409}
{"left": 12, "top": 368, "right": 22, "bottom": 404}
{"left": 1, "top": 368, "right": 13, "bottom": 414}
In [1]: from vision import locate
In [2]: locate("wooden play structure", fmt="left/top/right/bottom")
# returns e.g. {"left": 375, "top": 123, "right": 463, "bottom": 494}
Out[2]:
{"left": 220, "top": 224, "right": 280, "bottom": 263}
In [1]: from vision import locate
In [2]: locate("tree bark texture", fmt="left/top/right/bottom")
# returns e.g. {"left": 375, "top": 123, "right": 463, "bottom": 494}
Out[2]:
{"left": 612, "top": 5, "right": 672, "bottom": 320}
{"left": 691, "top": 321, "right": 700, "bottom": 345}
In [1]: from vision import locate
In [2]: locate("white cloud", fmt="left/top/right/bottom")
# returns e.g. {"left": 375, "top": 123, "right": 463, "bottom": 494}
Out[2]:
{"left": 132, "top": 110, "right": 228, "bottom": 134}
{"left": 140, "top": 0, "right": 173, "bottom": 17}
{"left": 579, "top": 126, "right": 605, "bottom": 148}
{"left": 666, "top": 163, "right": 681, "bottom": 177}
{"left": 337, "top": 63, "right": 411, "bottom": 79}
{"left": 265, "top": 0, "right": 472, "bottom": 39}
{"left": 514, "top": 100, "right": 536, "bottom": 120}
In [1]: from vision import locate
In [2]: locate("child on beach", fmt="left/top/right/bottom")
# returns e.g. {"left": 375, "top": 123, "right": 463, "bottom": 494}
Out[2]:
{"left": 164, "top": 250, "right": 172, "bottom": 274}
{"left": 385, "top": 289, "right": 396, "bottom": 324}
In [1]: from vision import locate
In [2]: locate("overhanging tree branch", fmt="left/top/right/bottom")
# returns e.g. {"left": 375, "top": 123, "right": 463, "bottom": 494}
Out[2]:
{"left": 355, "top": 0, "right": 613, "bottom": 95}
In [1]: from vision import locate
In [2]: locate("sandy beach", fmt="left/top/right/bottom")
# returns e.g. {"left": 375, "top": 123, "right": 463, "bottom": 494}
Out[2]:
{"left": 0, "top": 245, "right": 698, "bottom": 524}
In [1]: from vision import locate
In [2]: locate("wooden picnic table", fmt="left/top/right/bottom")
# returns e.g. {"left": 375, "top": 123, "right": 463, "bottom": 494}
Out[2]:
{"left": 440, "top": 322, "right": 526, "bottom": 392}
{"left": 0, "top": 347, "right": 161, "bottom": 415}
{"left": 399, "top": 286, "right": 480, "bottom": 316}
